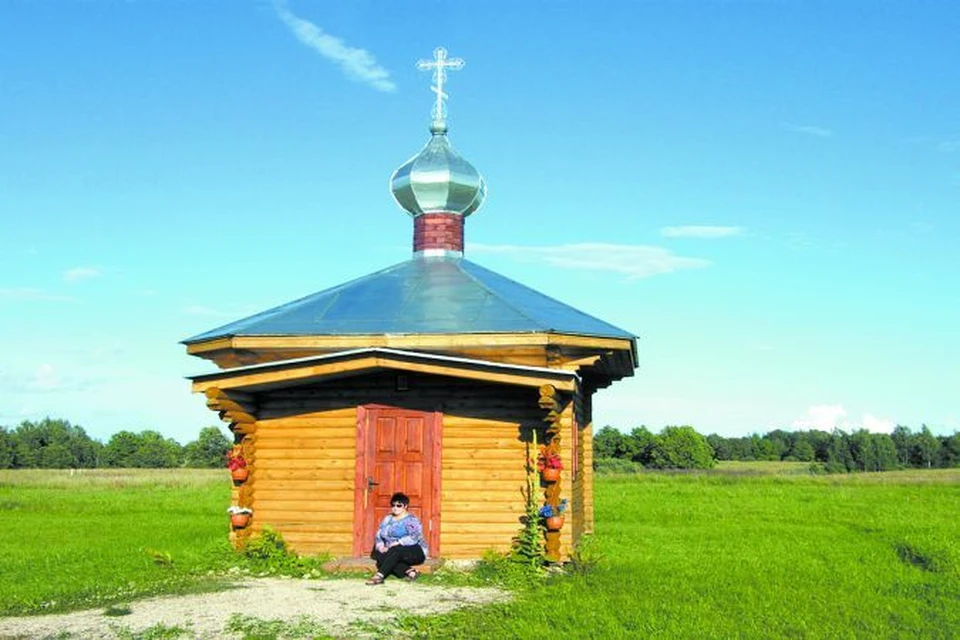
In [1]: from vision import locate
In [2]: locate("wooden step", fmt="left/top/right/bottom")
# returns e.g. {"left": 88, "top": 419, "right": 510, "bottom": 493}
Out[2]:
{"left": 322, "top": 557, "right": 443, "bottom": 574}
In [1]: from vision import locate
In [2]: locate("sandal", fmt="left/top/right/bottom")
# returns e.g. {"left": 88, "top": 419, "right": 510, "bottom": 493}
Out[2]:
{"left": 405, "top": 568, "right": 419, "bottom": 582}
{"left": 365, "top": 573, "right": 385, "bottom": 585}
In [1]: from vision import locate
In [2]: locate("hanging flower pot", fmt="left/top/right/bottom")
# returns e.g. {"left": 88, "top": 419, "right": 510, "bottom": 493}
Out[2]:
{"left": 541, "top": 467, "right": 560, "bottom": 482}
{"left": 536, "top": 448, "right": 562, "bottom": 482}
{"left": 230, "top": 467, "right": 249, "bottom": 483}
{"left": 538, "top": 500, "right": 568, "bottom": 531}
{"left": 227, "top": 506, "right": 252, "bottom": 528}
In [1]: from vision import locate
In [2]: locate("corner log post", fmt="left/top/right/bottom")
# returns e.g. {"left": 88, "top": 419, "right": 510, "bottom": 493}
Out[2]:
{"left": 206, "top": 388, "right": 259, "bottom": 547}
{"left": 539, "top": 384, "right": 563, "bottom": 562}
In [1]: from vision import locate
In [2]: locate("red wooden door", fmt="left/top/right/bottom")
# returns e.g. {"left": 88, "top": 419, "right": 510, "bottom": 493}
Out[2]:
{"left": 353, "top": 405, "right": 441, "bottom": 557}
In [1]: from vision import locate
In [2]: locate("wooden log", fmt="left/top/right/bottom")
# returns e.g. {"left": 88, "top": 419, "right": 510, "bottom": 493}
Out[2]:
{"left": 253, "top": 458, "right": 357, "bottom": 470}
{"left": 250, "top": 510, "right": 353, "bottom": 524}
{"left": 254, "top": 438, "right": 355, "bottom": 450}
{"left": 440, "top": 480, "right": 525, "bottom": 492}
{"left": 253, "top": 499, "right": 353, "bottom": 512}
{"left": 219, "top": 410, "right": 255, "bottom": 425}
{"left": 254, "top": 448, "right": 357, "bottom": 461}
{"left": 256, "top": 427, "right": 355, "bottom": 439}
{"left": 230, "top": 422, "right": 256, "bottom": 436}
{"left": 205, "top": 388, "right": 255, "bottom": 404}
{"left": 539, "top": 384, "right": 556, "bottom": 397}
{"left": 257, "top": 469, "right": 355, "bottom": 481}
{"left": 213, "top": 397, "right": 258, "bottom": 415}
{"left": 254, "top": 488, "right": 353, "bottom": 500}
{"left": 440, "top": 523, "right": 524, "bottom": 535}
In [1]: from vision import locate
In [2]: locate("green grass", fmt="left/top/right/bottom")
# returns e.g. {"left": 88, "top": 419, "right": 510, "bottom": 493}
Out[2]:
{"left": 2, "top": 467, "right": 958, "bottom": 639}
{"left": 0, "top": 469, "right": 234, "bottom": 615}
{"left": 405, "top": 468, "right": 960, "bottom": 639}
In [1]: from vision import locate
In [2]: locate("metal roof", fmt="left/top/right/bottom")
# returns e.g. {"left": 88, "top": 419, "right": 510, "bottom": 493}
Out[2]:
{"left": 183, "top": 257, "right": 636, "bottom": 344}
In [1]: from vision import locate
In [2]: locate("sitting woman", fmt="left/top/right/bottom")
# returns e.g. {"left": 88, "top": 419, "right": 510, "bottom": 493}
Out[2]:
{"left": 366, "top": 492, "right": 428, "bottom": 584}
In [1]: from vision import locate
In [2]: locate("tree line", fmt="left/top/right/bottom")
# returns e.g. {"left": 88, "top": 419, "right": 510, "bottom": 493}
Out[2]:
{"left": 0, "top": 418, "right": 232, "bottom": 469}
{"left": 594, "top": 424, "right": 960, "bottom": 472}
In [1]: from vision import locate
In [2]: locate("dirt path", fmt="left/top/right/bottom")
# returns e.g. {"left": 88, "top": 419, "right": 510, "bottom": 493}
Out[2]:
{"left": 0, "top": 577, "right": 508, "bottom": 639}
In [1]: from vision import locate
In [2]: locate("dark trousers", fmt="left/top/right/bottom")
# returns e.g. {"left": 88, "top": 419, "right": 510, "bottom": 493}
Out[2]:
{"left": 374, "top": 545, "right": 425, "bottom": 578}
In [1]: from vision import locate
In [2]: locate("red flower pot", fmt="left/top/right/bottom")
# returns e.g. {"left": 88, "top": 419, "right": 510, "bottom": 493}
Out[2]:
{"left": 545, "top": 515, "right": 564, "bottom": 531}
{"left": 541, "top": 467, "right": 561, "bottom": 482}
{"left": 230, "top": 467, "right": 249, "bottom": 482}
{"left": 230, "top": 513, "right": 251, "bottom": 528}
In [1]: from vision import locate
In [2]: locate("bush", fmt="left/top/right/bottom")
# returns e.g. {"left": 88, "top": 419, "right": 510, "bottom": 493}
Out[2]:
{"left": 648, "top": 426, "right": 716, "bottom": 470}
{"left": 239, "top": 527, "right": 327, "bottom": 576}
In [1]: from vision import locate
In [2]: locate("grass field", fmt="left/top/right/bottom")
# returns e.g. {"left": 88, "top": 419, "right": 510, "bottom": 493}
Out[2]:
{"left": 1, "top": 467, "right": 958, "bottom": 638}
{"left": 0, "top": 469, "right": 233, "bottom": 615}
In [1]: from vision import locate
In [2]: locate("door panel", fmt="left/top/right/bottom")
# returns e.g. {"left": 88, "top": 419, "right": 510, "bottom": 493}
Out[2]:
{"left": 354, "top": 406, "right": 441, "bottom": 557}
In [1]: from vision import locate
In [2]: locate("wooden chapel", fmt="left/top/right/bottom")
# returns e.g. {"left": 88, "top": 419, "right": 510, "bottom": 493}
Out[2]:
{"left": 182, "top": 48, "right": 637, "bottom": 562}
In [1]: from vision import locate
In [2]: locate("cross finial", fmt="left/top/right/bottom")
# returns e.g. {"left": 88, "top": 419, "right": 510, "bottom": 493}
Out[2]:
{"left": 416, "top": 47, "right": 464, "bottom": 130}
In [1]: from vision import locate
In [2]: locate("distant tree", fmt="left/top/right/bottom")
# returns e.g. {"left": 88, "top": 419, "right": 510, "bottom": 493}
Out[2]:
{"left": 728, "top": 437, "right": 755, "bottom": 461}
{"left": 849, "top": 430, "right": 898, "bottom": 472}
{"left": 752, "top": 435, "right": 780, "bottom": 461}
{"left": 102, "top": 431, "right": 143, "bottom": 468}
{"left": 765, "top": 429, "right": 793, "bottom": 460}
{"left": 0, "top": 427, "right": 14, "bottom": 469}
{"left": 805, "top": 430, "right": 833, "bottom": 463}
{"left": 789, "top": 438, "right": 815, "bottom": 462}
{"left": 706, "top": 434, "right": 732, "bottom": 460}
{"left": 183, "top": 426, "right": 232, "bottom": 468}
{"left": 133, "top": 431, "right": 182, "bottom": 468}
{"left": 825, "top": 430, "right": 854, "bottom": 473}
{"left": 648, "top": 426, "right": 715, "bottom": 470}
{"left": 9, "top": 418, "right": 99, "bottom": 468}
{"left": 912, "top": 425, "right": 941, "bottom": 469}
{"left": 938, "top": 433, "right": 960, "bottom": 468}
{"left": 629, "top": 426, "right": 658, "bottom": 465}
{"left": 891, "top": 425, "right": 913, "bottom": 467}
{"left": 867, "top": 434, "right": 899, "bottom": 471}
{"left": 594, "top": 426, "right": 627, "bottom": 459}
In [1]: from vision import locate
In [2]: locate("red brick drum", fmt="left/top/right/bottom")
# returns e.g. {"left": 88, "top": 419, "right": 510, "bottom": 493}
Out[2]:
{"left": 414, "top": 212, "right": 465, "bottom": 254}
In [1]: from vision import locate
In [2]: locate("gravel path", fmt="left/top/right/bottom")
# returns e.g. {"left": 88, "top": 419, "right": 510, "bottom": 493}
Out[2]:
{"left": 0, "top": 577, "right": 508, "bottom": 639}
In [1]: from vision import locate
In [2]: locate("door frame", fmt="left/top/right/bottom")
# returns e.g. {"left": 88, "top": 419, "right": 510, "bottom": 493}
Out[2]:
{"left": 352, "top": 404, "right": 442, "bottom": 557}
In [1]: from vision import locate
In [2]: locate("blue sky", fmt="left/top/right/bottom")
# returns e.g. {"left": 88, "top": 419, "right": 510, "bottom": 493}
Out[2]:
{"left": 1, "top": 1, "right": 957, "bottom": 443}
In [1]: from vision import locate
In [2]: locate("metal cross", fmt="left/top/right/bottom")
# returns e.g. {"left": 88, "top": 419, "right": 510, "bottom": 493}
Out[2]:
{"left": 416, "top": 47, "right": 465, "bottom": 124}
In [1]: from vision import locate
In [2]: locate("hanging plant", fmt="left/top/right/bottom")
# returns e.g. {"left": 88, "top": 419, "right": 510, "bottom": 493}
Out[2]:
{"left": 537, "top": 448, "right": 563, "bottom": 482}
{"left": 226, "top": 449, "right": 248, "bottom": 482}
{"left": 227, "top": 506, "right": 253, "bottom": 528}
{"left": 538, "top": 500, "right": 568, "bottom": 531}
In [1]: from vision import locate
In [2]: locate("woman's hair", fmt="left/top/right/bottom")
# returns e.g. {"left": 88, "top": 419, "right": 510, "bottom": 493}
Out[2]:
{"left": 390, "top": 492, "right": 410, "bottom": 506}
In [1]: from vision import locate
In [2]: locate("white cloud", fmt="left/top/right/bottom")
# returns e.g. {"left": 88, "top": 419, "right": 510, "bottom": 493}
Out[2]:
{"left": 273, "top": 0, "right": 395, "bottom": 92}
{"left": 64, "top": 267, "right": 101, "bottom": 282}
{"left": 468, "top": 243, "right": 710, "bottom": 279}
{"left": 660, "top": 225, "right": 744, "bottom": 239}
{"left": 781, "top": 122, "right": 833, "bottom": 138}
{"left": 792, "top": 404, "right": 848, "bottom": 430}
{"left": 793, "top": 404, "right": 896, "bottom": 434}
{"left": 0, "top": 288, "right": 74, "bottom": 302}
{"left": 861, "top": 413, "right": 894, "bottom": 434}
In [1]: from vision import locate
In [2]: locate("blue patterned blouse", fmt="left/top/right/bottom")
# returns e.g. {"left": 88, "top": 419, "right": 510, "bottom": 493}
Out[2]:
{"left": 375, "top": 513, "right": 428, "bottom": 556}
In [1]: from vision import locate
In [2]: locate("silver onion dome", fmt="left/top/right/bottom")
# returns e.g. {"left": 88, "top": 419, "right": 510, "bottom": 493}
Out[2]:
{"left": 390, "top": 123, "right": 487, "bottom": 218}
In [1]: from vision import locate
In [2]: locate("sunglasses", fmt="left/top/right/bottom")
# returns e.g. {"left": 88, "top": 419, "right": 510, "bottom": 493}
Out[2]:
{"left": 391, "top": 502, "right": 406, "bottom": 508}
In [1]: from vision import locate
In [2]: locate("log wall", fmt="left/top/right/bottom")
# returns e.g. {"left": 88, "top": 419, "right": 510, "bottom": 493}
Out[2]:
{"left": 242, "top": 371, "right": 547, "bottom": 559}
